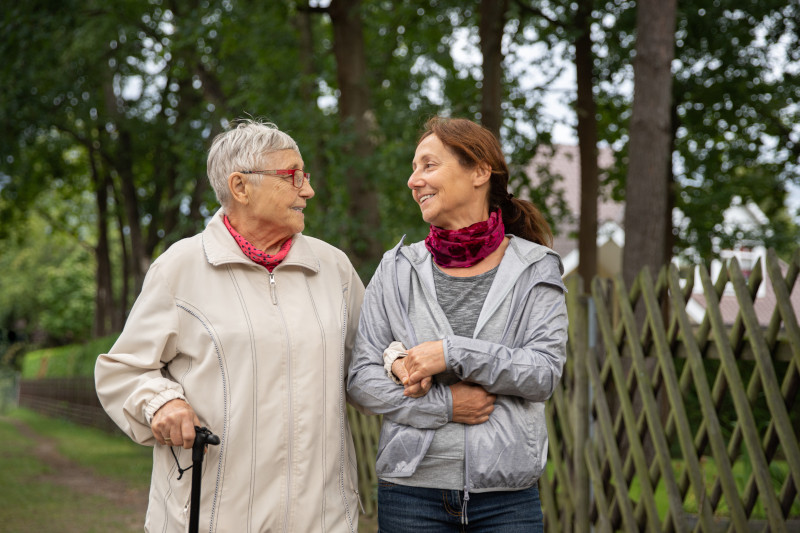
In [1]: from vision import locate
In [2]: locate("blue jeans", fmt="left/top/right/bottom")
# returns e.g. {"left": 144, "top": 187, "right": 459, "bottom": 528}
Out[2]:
{"left": 377, "top": 480, "right": 544, "bottom": 532}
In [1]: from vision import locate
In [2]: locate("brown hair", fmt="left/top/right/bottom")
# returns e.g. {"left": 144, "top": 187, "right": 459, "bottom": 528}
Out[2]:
{"left": 419, "top": 116, "right": 553, "bottom": 247}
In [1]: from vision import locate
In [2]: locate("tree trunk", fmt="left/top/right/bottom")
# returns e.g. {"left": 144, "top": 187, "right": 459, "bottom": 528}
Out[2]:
{"left": 116, "top": 129, "right": 149, "bottom": 293}
{"left": 90, "top": 147, "right": 114, "bottom": 338}
{"left": 622, "top": 0, "right": 677, "bottom": 288}
{"left": 479, "top": 0, "right": 507, "bottom": 137}
{"left": 295, "top": 4, "right": 329, "bottom": 202}
{"left": 575, "top": 0, "right": 599, "bottom": 294}
{"left": 328, "top": 0, "right": 382, "bottom": 271}
{"left": 110, "top": 180, "right": 132, "bottom": 329}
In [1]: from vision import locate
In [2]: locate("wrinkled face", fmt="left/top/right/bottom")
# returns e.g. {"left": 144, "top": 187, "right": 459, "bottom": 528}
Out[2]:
{"left": 408, "top": 134, "right": 488, "bottom": 230}
{"left": 244, "top": 149, "right": 314, "bottom": 238}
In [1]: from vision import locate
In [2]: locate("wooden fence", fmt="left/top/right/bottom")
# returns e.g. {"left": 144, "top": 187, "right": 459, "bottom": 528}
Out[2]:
{"left": 17, "top": 376, "right": 120, "bottom": 433}
{"left": 538, "top": 248, "right": 800, "bottom": 532}
{"left": 15, "top": 249, "right": 800, "bottom": 530}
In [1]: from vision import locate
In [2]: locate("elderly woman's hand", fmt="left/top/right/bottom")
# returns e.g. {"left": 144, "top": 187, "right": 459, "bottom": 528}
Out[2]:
{"left": 151, "top": 399, "right": 201, "bottom": 449}
{"left": 403, "top": 340, "right": 447, "bottom": 387}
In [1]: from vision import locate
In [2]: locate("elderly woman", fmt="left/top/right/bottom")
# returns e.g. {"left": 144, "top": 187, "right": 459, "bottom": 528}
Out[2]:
{"left": 347, "top": 117, "right": 568, "bottom": 531}
{"left": 95, "top": 119, "right": 365, "bottom": 533}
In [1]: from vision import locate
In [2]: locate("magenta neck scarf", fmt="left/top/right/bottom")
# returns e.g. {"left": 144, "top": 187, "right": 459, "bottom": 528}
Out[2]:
{"left": 223, "top": 215, "right": 292, "bottom": 272}
{"left": 424, "top": 210, "right": 505, "bottom": 268}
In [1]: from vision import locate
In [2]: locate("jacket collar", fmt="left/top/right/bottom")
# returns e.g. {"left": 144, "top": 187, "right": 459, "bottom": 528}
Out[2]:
{"left": 398, "top": 234, "right": 562, "bottom": 273}
{"left": 395, "top": 234, "right": 563, "bottom": 338}
{"left": 202, "top": 208, "right": 320, "bottom": 273}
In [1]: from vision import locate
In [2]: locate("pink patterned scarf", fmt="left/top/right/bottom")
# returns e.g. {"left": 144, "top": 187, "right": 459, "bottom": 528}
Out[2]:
{"left": 224, "top": 215, "right": 292, "bottom": 272}
{"left": 424, "top": 210, "right": 505, "bottom": 268}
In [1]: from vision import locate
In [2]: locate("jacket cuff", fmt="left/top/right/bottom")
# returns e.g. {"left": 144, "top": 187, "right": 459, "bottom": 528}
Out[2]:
{"left": 443, "top": 336, "right": 454, "bottom": 371}
{"left": 383, "top": 341, "right": 407, "bottom": 385}
{"left": 145, "top": 389, "right": 187, "bottom": 424}
{"left": 445, "top": 384, "right": 454, "bottom": 421}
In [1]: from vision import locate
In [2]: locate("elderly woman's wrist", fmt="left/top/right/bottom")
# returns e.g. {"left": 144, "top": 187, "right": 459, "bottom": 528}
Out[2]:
{"left": 145, "top": 389, "right": 187, "bottom": 424}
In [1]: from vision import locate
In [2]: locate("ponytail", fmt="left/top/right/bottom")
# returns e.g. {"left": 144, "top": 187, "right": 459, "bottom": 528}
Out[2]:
{"left": 490, "top": 178, "right": 553, "bottom": 247}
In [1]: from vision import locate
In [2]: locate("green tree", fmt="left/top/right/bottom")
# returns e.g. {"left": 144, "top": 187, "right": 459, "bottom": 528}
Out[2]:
{"left": 596, "top": 0, "right": 800, "bottom": 264}
{"left": 0, "top": 213, "right": 95, "bottom": 361}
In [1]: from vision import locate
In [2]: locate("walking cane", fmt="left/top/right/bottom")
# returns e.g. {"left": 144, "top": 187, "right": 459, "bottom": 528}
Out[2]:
{"left": 188, "top": 426, "right": 220, "bottom": 533}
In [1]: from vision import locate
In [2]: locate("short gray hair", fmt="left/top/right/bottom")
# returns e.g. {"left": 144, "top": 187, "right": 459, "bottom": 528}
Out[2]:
{"left": 207, "top": 118, "right": 300, "bottom": 207}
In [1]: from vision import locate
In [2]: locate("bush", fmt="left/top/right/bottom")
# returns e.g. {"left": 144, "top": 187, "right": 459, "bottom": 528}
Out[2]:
{"left": 20, "top": 334, "right": 119, "bottom": 379}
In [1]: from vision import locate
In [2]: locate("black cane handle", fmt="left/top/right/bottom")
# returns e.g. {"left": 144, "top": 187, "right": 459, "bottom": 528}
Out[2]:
{"left": 192, "top": 426, "right": 220, "bottom": 462}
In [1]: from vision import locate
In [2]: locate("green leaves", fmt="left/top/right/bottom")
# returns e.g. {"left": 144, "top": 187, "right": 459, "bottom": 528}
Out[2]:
{"left": 1, "top": 0, "right": 798, "bottom": 354}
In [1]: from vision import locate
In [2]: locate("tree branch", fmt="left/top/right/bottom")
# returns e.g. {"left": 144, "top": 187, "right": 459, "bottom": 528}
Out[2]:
{"left": 297, "top": 2, "right": 329, "bottom": 15}
{"left": 513, "top": 0, "right": 564, "bottom": 28}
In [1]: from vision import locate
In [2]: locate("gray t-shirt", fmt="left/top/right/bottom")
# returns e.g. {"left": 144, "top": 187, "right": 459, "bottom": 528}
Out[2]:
{"left": 391, "top": 263, "right": 498, "bottom": 490}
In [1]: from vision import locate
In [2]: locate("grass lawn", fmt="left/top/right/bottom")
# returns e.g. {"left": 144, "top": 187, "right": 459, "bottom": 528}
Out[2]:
{"left": 0, "top": 408, "right": 379, "bottom": 532}
{"left": 11, "top": 408, "right": 153, "bottom": 488}
{"left": 0, "top": 409, "right": 152, "bottom": 532}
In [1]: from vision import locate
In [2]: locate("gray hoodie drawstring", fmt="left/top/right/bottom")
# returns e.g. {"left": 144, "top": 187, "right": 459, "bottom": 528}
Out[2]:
{"left": 461, "top": 488, "right": 470, "bottom": 525}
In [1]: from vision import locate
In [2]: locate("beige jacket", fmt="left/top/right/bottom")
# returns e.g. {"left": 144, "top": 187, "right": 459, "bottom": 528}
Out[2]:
{"left": 95, "top": 209, "right": 365, "bottom": 533}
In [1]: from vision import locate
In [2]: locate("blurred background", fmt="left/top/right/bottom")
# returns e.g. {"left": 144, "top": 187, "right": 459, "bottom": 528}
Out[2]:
{"left": 1, "top": 1, "right": 798, "bottom": 531}
{"left": 1, "top": 0, "right": 798, "bottom": 357}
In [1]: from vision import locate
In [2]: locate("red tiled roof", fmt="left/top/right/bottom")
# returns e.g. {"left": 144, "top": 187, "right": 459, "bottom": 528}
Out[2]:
{"left": 690, "top": 260, "right": 800, "bottom": 328}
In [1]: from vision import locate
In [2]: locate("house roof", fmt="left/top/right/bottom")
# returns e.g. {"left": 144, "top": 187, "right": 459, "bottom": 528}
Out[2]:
{"left": 685, "top": 248, "right": 800, "bottom": 328}
{"left": 524, "top": 144, "right": 622, "bottom": 258}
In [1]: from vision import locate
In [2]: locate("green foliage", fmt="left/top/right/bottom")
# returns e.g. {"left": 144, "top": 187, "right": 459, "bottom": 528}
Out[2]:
{"left": 0, "top": 214, "right": 96, "bottom": 353}
{"left": 20, "top": 334, "right": 118, "bottom": 379}
{"left": 1, "top": 0, "right": 798, "bottom": 343}
{"left": 593, "top": 0, "right": 800, "bottom": 261}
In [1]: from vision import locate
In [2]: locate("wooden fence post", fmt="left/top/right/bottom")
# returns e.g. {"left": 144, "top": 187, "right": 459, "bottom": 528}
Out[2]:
{"left": 566, "top": 275, "right": 590, "bottom": 532}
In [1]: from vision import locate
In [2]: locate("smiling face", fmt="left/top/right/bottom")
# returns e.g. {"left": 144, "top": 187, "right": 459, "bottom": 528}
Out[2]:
{"left": 228, "top": 148, "right": 314, "bottom": 252}
{"left": 408, "top": 134, "right": 491, "bottom": 230}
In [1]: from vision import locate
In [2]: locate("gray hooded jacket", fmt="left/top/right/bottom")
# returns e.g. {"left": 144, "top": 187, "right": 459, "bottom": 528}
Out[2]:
{"left": 347, "top": 235, "right": 568, "bottom": 493}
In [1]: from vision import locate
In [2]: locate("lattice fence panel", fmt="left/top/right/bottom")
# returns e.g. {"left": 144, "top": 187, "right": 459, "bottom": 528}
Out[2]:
{"left": 541, "top": 249, "right": 800, "bottom": 532}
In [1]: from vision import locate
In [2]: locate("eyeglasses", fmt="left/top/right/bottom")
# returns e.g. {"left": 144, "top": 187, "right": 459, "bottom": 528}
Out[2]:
{"left": 239, "top": 169, "right": 311, "bottom": 188}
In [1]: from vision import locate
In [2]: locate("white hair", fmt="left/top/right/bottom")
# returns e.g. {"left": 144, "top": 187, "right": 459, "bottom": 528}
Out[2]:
{"left": 207, "top": 118, "right": 300, "bottom": 207}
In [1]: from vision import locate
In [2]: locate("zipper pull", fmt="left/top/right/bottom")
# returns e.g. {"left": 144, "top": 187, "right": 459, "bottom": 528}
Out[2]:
{"left": 461, "top": 490, "right": 470, "bottom": 525}
{"left": 269, "top": 272, "right": 277, "bottom": 304}
{"left": 355, "top": 489, "right": 365, "bottom": 514}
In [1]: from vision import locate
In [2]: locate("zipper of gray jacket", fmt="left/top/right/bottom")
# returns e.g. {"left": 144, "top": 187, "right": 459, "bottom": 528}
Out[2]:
{"left": 460, "top": 257, "right": 535, "bottom": 525}
{"left": 269, "top": 271, "right": 294, "bottom": 533}
{"left": 396, "top": 242, "right": 474, "bottom": 523}
{"left": 461, "top": 423, "right": 471, "bottom": 524}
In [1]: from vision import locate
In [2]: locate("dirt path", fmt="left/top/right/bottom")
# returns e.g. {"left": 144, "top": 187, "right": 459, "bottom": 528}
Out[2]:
{"left": 9, "top": 417, "right": 149, "bottom": 531}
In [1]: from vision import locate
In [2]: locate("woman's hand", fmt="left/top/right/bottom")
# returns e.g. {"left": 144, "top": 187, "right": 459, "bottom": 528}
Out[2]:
{"left": 151, "top": 399, "right": 201, "bottom": 449}
{"left": 403, "top": 340, "right": 447, "bottom": 387}
{"left": 450, "top": 382, "right": 496, "bottom": 424}
{"left": 392, "top": 358, "right": 433, "bottom": 398}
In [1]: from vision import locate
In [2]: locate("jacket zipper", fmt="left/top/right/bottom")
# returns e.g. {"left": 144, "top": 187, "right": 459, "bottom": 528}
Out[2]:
{"left": 269, "top": 272, "right": 278, "bottom": 304}
{"left": 462, "top": 425, "right": 471, "bottom": 525}
{"left": 269, "top": 271, "right": 294, "bottom": 533}
{"left": 339, "top": 293, "right": 355, "bottom": 532}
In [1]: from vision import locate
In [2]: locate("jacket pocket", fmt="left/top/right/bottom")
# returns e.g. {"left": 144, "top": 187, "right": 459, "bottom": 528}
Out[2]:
{"left": 374, "top": 419, "right": 432, "bottom": 477}
{"left": 469, "top": 398, "right": 546, "bottom": 489}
